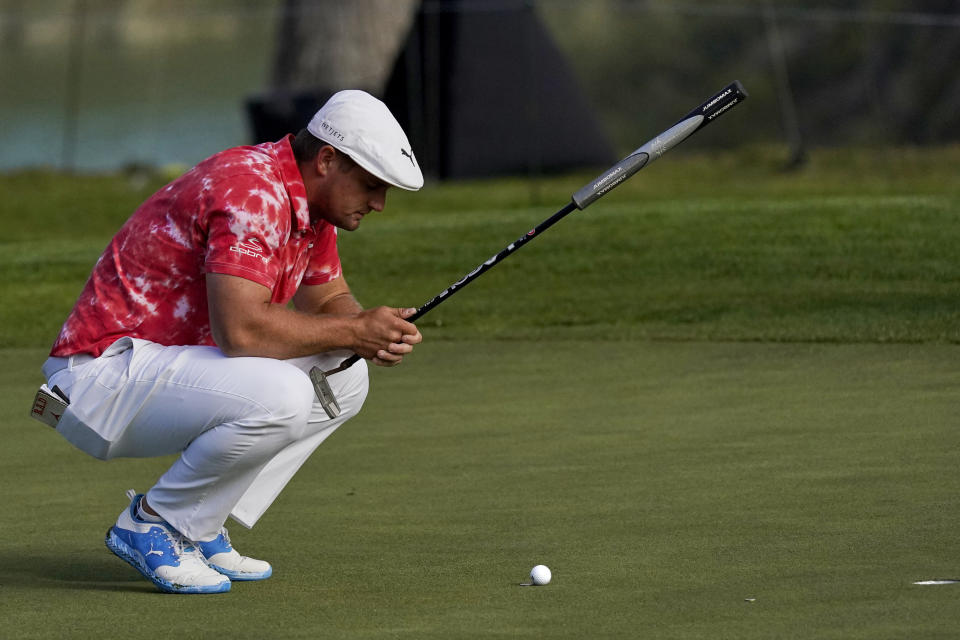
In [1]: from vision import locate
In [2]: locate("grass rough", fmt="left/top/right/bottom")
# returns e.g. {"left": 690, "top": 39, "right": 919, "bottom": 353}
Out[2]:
{"left": 3, "top": 145, "right": 958, "bottom": 348}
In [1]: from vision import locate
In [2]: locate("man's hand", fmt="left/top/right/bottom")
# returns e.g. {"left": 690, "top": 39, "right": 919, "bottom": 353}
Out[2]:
{"left": 353, "top": 307, "right": 422, "bottom": 367}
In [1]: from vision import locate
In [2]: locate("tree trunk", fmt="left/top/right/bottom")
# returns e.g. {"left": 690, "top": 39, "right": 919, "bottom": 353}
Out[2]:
{"left": 271, "top": 0, "right": 419, "bottom": 94}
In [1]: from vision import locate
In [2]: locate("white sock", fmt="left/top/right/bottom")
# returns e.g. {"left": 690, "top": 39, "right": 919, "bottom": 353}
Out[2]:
{"left": 136, "top": 497, "right": 164, "bottom": 523}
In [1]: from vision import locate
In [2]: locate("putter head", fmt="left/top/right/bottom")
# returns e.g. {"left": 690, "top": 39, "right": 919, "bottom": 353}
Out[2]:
{"left": 309, "top": 366, "right": 341, "bottom": 419}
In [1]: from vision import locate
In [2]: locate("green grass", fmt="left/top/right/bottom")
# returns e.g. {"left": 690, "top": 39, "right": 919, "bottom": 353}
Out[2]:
{"left": 4, "top": 342, "right": 960, "bottom": 638}
{"left": 3, "top": 146, "right": 960, "bottom": 638}
{"left": 4, "top": 146, "right": 958, "bottom": 347}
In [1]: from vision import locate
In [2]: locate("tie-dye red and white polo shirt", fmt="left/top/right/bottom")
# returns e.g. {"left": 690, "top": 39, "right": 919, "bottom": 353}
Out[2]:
{"left": 50, "top": 135, "right": 341, "bottom": 357}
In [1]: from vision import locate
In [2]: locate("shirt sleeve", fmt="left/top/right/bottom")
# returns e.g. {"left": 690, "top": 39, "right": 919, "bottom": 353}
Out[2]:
{"left": 301, "top": 223, "right": 343, "bottom": 286}
{"left": 202, "top": 174, "right": 290, "bottom": 291}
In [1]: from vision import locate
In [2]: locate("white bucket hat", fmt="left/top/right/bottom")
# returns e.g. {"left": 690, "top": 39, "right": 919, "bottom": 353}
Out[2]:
{"left": 307, "top": 90, "right": 424, "bottom": 191}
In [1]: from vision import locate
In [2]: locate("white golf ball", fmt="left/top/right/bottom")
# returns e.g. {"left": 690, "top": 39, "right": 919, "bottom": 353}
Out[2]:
{"left": 530, "top": 564, "right": 551, "bottom": 586}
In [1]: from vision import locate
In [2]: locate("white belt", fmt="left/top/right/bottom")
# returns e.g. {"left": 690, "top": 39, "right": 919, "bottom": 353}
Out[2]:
{"left": 42, "top": 353, "right": 95, "bottom": 380}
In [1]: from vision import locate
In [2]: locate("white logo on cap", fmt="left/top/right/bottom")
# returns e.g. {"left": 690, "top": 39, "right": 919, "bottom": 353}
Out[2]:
{"left": 319, "top": 121, "right": 345, "bottom": 142}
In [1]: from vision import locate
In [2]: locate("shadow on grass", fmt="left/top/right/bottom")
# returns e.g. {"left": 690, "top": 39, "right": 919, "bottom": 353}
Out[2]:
{"left": 0, "top": 548, "right": 157, "bottom": 593}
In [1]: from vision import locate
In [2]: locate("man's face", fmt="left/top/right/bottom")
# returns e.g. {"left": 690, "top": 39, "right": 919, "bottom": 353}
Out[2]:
{"left": 312, "top": 152, "right": 390, "bottom": 231}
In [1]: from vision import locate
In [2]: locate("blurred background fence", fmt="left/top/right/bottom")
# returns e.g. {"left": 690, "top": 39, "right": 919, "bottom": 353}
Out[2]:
{"left": 1, "top": 0, "right": 958, "bottom": 175}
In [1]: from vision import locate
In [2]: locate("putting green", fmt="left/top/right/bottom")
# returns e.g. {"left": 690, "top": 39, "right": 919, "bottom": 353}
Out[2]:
{"left": 3, "top": 340, "right": 959, "bottom": 638}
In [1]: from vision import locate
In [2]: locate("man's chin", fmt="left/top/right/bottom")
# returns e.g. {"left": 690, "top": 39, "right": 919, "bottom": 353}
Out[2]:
{"left": 335, "top": 218, "right": 361, "bottom": 232}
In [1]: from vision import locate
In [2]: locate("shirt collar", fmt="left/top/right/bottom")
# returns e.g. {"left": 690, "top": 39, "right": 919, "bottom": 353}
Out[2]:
{"left": 274, "top": 134, "right": 312, "bottom": 233}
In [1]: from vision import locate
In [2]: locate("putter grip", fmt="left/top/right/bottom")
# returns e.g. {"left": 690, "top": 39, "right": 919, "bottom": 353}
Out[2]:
{"left": 572, "top": 80, "right": 747, "bottom": 210}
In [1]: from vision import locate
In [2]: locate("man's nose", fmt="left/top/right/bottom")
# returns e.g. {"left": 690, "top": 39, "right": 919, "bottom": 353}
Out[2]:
{"left": 369, "top": 191, "right": 386, "bottom": 212}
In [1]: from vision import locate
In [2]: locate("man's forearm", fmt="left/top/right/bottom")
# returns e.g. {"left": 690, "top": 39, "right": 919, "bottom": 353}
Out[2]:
{"left": 207, "top": 273, "right": 417, "bottom": 363}
{"left": 317, "top": 292, "right": 363, "bottom": 316}
{"left": 218, "top": 303, "right": 361, "bottom": 360}
{"left": 232, "top": 303, "right": 417, "bottom": 363}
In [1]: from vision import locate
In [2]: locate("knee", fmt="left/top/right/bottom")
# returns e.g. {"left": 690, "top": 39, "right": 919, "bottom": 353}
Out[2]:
{"left": 247, "top": 362, "right": 315, "bottom": 438}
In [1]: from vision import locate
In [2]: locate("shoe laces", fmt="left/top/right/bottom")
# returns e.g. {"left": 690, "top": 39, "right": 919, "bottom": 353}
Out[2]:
{"left": 166, "top": 530, "right": 205, "bottom": 563}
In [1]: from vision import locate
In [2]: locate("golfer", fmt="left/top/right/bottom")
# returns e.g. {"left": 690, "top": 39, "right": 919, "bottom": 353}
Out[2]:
{"left": 38, "top": 90, "right": 423, "bottom": 593}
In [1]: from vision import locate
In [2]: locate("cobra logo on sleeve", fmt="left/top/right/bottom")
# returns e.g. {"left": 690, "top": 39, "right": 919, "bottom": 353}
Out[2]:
{"left": 229, "top": 238, "right": 268, "bottom": 263}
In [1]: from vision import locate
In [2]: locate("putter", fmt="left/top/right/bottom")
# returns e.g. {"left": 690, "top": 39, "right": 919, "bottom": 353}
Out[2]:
{"left": 311, "top": 81, "right": 748, "bottom": 418}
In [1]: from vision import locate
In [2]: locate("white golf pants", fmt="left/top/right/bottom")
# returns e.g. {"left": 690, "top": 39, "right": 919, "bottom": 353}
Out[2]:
{"left": 43, "top": 337, "right": 368, "bottom": 541}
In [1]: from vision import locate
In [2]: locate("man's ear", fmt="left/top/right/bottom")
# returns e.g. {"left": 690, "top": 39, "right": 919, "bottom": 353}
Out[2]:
{"left": 315, "top": 145, "right": 337, "bottom": 177}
